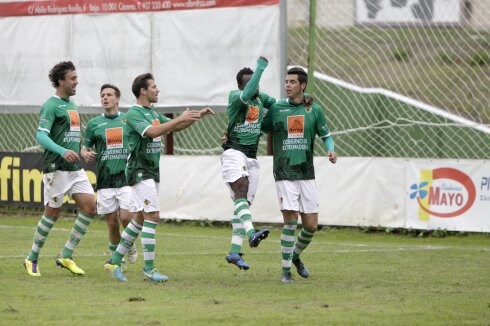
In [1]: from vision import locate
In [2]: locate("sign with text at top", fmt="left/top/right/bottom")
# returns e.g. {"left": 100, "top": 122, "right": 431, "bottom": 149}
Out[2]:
{"left": 0, "top": 0, "right": 282, "bottom": 110}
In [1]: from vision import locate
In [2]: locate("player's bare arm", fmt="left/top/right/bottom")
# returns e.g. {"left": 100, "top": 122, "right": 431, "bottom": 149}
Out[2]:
{"left": 80, "top": 146, "right": 97, "bottom": 163}
{"left": 63, "top": 149, "right": 80, "bottom": 163}
{"left": 174, "top": 107, "right": 215, "bottom": 131}
{"left": 145, "top": 109, "right": 200, "bottom": 137}
{"left": 199, "top": 107, "right": 215, "bottom": 117}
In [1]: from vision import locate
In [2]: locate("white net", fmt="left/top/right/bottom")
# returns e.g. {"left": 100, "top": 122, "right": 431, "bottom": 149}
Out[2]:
{"left": 1, "top": 0, "right": 489, "bottom": 159}
{"left": 288, "top": 0, "right": 490, "bottom": 158}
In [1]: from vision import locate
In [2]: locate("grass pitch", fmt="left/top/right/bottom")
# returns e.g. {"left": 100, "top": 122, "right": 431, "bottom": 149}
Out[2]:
{"left": 0, "top": 216, "right": 489, "bottom": 325}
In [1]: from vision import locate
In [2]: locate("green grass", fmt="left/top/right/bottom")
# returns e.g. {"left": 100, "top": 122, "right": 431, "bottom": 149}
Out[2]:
{"left": 1, "top": 216, "right": 489, "bottom": 325}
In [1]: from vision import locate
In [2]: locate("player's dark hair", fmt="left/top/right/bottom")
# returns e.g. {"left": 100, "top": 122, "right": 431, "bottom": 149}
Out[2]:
{"left": 287, "top": 67, "right": 308, "bottom": 86}
{"left": 100, "top": 84, "right": 121, "bottom": 98}
{"left": 236, "top": 67, "right": 254, "bottom": 89}
{"left": 132, "top": 73, "right": 154, "bottom": 98}
{"left": 49, "top": 61, "right": 76, "bottom": 88}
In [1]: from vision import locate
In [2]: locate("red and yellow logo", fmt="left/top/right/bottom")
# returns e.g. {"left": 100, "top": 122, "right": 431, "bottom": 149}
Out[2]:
{"left": 410, "top": 168, "right": 476, "bottom": 219}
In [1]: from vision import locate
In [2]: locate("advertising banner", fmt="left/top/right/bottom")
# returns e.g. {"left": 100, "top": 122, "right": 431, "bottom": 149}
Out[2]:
{"left": 2, "top": 152, "right": 488, "bottom": 232}
{"left": 0, "top": 0, "right": 282, "bottom": 109}
{"left": 0, "top": 0, "right": 279, "bottom": 17}
{"left": 405, "top": 160, "right": 490, "bottom": 232}
{"left": 356, "top": 0, "right": 461, "bottom": 24}
{"left": 0, "top": 152, "right": 96, "bottom": 208}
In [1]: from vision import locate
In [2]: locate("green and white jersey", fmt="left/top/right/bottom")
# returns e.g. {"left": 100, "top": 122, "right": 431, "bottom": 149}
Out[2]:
{"left": 38, "top": 96, "right": 81, "bottom": 173}
{"left": 125, "top": 105, "right": 171, "bottom": 185}
{"left": 223, "top": 91, "right": 276, "bottom": 158}
{"left": 262, "top": 99, "right": 331, "bottom": 181}
{"left": 84, "top": 112, "right": 129, "bottom": 190}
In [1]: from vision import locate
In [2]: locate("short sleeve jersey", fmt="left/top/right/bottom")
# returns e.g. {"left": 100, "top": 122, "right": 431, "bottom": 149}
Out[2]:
{"left": 223, "top": 91, "right": 276, "bottom": 158}
{"left": 262, "top": 99, "right": 331, "bottom": 181}
{"left": 38, "top": 96, "right": 82, "bottom": 173}
{"left": 125, "top": 105, "right": 171, "bottom": 185}
{"left": 84, "top": 112, "right": 129, "bottom": 190}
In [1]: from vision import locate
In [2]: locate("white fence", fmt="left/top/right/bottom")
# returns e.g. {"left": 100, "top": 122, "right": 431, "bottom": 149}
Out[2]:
{"left": 159, "top": 156, "right": 490, "bottom": 232}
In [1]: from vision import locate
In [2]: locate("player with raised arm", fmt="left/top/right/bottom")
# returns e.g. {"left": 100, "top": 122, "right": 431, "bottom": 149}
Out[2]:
{"left": 221, "top": 56, "right": 278, "bottom": 270}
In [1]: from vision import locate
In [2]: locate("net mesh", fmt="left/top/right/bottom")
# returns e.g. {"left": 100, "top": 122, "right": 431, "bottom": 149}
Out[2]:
{"left": 288, "top": 0, "right": 490, "bottom": 158}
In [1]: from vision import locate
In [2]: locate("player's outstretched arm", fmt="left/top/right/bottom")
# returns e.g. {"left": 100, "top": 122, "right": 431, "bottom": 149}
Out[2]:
{"left": 241, "top": 57, "right": 268, "bottom": 103}
{"left": 173, "top": 107, "right": 214, "bottom": 131}
{"left": 199, "top": 107, "right": 215, "bottom": 117}
{"left": 324, "top": 136, "right": 337, "bottom": 164}
{"left": 145, "top": 108, "right": 201, "bottom": 137}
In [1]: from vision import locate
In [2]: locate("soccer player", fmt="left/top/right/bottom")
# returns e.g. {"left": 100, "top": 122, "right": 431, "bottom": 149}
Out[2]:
{"left": 221, "top": 57, "right": 276, "bottom": 270}
{"left": 24, "top": 61, "right": 97, "bottom": 277}
{"left": 80, "top": 84, "right": 138, "bottom": 266}
{"left": 104, "top": 73, "right": 214, "bottom": 282}
{"left": 261, "top": 67, "right": 337, "bottom": 284}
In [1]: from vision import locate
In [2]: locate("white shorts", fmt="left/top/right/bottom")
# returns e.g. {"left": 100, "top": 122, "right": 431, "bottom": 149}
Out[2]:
{"left": 275, "top": 180, "right": 319, "bottom": 214}
{"left": 96, "top": 186, "right": 133, "bottom": 215}
{"left": 43, "top": 169, "right": 94, "bottom": 208}
{"left": 220, "top": 148, "right": 259, "bottom": 204}
{"left": 130, "top": 179, "right": 160, "bottom": 213}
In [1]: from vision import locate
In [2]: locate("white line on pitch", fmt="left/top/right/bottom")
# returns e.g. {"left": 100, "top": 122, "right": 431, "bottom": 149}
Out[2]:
{"left": 1, "top": 224, "right": 488, "bottom": 252}
{"left": 1, "top": 245, "right": 489, "bottom": 260}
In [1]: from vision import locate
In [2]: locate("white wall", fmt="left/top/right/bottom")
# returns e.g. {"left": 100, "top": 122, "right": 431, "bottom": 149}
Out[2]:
{"left": 0, "top": 4, "right": 282, "bottom": 108}
{"left": 158, "top": 156, "right": 490, "bottom": 232}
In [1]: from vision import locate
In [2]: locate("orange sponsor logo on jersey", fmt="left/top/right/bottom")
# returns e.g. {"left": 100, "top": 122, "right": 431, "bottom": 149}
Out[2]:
{"left": 67, "top": 110, "right": 80, "bottom": 131}
{"left": 246, "top": 105, "right": 259, "bottom": 123}
{"left": 151, "top": 119, "right": 162, "bottom": 142}
{"left": 105, "top": 127, "right": 123, "bottom": 149}
{"left": 287, "top": 115, "right": 304, "bottom": 138}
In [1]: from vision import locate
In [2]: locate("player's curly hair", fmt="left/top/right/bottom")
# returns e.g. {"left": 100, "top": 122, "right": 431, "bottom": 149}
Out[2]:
{"left": 48, "top": 61, "right": 76, "bottom": 88}
{"left": 100, "top": 84, "right": 121, "bottom": 98}
{"left": 132, "top": 73, "right": 154, "bottom": 98}
{"left": 236, "top": 67, "right": 254, "bottom": 89}
{"left": 287, "top": 67, "right": 308, "bottom": 85}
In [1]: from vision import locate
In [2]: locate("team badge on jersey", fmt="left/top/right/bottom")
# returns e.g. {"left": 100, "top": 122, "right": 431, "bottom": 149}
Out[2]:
{"left": 287, "top": 115, "right": 305, "bottom": 138}
{"left": 67, "top": 110, "right": 80, "bottom": 131}
{"left": 105, "top": 127, "right": 124, "bottom": 149}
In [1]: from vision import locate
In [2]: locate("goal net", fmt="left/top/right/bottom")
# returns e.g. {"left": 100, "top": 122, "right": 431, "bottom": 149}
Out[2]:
{"left": 288, "top": 0, "right": 490, "bottom": 159}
